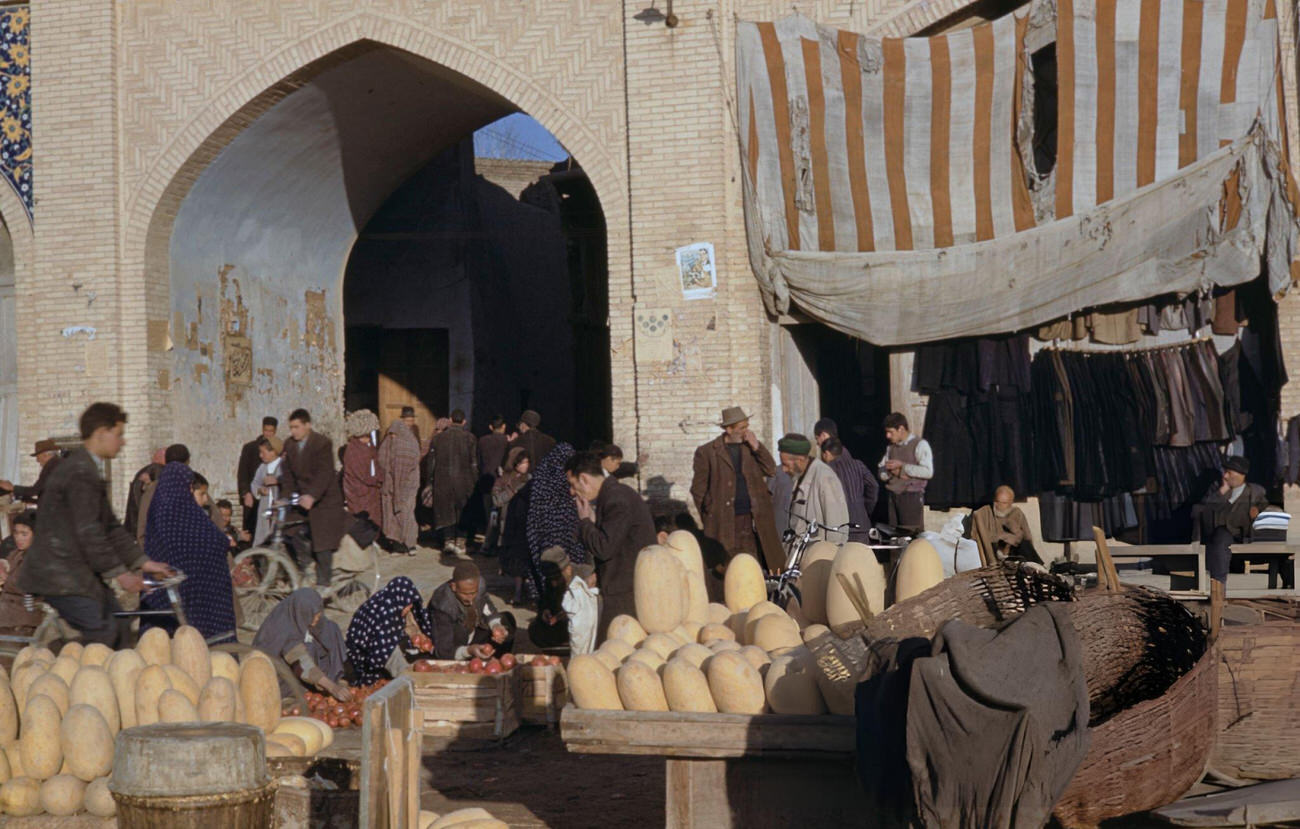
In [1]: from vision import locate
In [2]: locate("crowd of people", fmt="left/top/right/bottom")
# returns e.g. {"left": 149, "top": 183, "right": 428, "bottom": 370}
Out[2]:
{"left": 0, "top": 395, "right": 1277, "bottom": 705}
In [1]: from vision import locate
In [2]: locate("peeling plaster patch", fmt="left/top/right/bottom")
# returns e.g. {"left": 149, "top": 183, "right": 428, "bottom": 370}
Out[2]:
{"left": 303, "top": 290, "right": 334, "bottom": 352}
{"left": 157, "top": 370, "right": 170, "bottom": 390}
{"left": 192, "top": 363, "right": 209, "bottom": 383}
{"left": 61, "top": 325, "right": 97, "bottom": 339}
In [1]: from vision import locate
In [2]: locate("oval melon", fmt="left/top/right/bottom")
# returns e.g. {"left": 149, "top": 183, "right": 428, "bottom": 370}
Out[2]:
{"left": 0, "top": 749, "right": 9, "bottom": 784}
{"left": 626, "top": 649, "right": 665, "bottom": 671}
{"left": 705, "top": 651, "right": 765, "bottom": 714}
{"left": 697, "top": 624, "right": 735, "bottom": 645}
{"left": 764, "top": 648, "right": 827, "bottom": 715}
{"left": 707, "top": 639, "right": 742, "bottom": 654}
{"left": 272, "top": 718, "right": 324, "bottom": 755}
{"left": 136, "top": 627, "right": 171, "bottom": 666}
{"left": 2, "top": 742, "right": 23, "bottom": 778}
{"left": 69, "top": 666, "right": 119, "bottom": 734}
{"left": 158, "top": 689, "right": 199, "bottom": 723}
{"left": 57, "top": 642, "right": 83, "bottom": 662}
{"left": 738, "top": 645, "right": 772, "bottom": 674}
{"left": 238, "top": 656, "right": 280, "bottom": 733}
{"left": 599, "top": 639, "right": 635, "bottom": 663}
{"left": 107, "top": 649, "right": 144, "bottom": 730}
{"left": 27, "top": 673, "right": 69, "bottom": 716}
{"left": 19, "top": 695, "right": 63, "bottom": 779}
{"left": 40, "top": 773, "right": 86, "bottom": 815}
{"left": 163, "top": 664, "right": 202, "bottom": 706}
{"left": 742, "top": 601, "right": 784, "bottom": 643}
{"left": 706, "top": 603, "right": 731, "bottom": 625}
{"left": 661, "top": 658, "right": 717, "bottom": 713}
{"left": 615, "top": 660, "right": 669, "bottom": 712}
{"left": 751, "top": 614, "right": 802, "bottom": 653}
{"left": 209, "top": 650, "right": 240, "bottom": 685}
{"left": 568, "top": 655, "right": 622, "bottom": 711}
{"left": 171, "top": 626, "right": 212, "bottom": 689}
{"left": 61, "top": 704, "right": 113, "bottom": 781}
{"left": 0, "top": 777, "right": 40, "bottom": 816}
{"left": 665, "top": 530, "right": 709, "bottom": 624}
{"left": 198, "top": 676, "right": 238, "bottom": 722}
{"left": 591, "top": 650, "right": 622, "bottom": 672}
{"left": 796, "top": 541, "right": 838, "bottom": 624}
{"left": 896, "top": 538, "right": 946, "bottom": 602}
{"left": 633, "top": 546, "right": 686, "bottom": 633}
{"left": 640, "top": 633, "right": 679, "bottom": 660}
{"left": 0, "top": 683, "right": 17, "bottom": 745}
{"left": 12, "top": 646, "right": 53, "bottom": 673}
{"left": 605, "top": 615, "right": 647, "bottom": 647}
{"left": 723, "top": 553, "right": 766, "bottom": 613}
{"left": 84, "top": 776, "right": 115, "bottom": 817}
{"left": 826, "top": 542, "right": 886, "bottom": 630}
{"left": 673, "top": 643, "right": 713, "bottom": 669}
{"left": 134, "top": 664, "right": 172, "bottom": 727}
{"left": 78, "top": 643, "right": 113, "bottom": 668}
{"left": 48, "top": 656, "right": 79, "bottom": 686}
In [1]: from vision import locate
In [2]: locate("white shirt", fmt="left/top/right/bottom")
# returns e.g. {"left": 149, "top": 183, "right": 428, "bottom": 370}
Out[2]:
{"left": 251, "top": 456, "right": 283, "bottom": 547}
{"left": 563, "top": 576, "right": 600, "bottom": 656}
{"left": 1228, "top": 483, "right": 1245, "bottom": 504}
{"left": 879, "top": 434, "right": 934, "bottom": 482}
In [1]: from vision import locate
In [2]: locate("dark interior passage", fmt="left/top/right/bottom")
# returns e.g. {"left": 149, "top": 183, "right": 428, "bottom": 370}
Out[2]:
{"left": 343, "top": 138, "right": 610, "bottom": 445}
{"left": 787, "top": 324, "right": 892, "bottom": 471}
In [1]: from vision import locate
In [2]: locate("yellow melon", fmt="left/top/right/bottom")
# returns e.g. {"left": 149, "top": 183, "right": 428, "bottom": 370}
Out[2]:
{"left": 615, "top": 660, "right": 669, "bottom": 711}
{"left": 723, "top": 553, "right": 766, "bottom": 613}
{"left": 661, "top": 658, "right": 717, "bottom": 713}
{"left": 568, "top": 655, "right": 622, "bottom": 710}
{"left": 664, "top": 530, "right": 710, "bottom": 624}
{"left": 60, "top": 705, "right": 112, "bottom": 782}
{"left": 826, "top": 542, "right": 886, "bottom": 630}
{"left": 795, "top": 541, "right": 839, "bottom": 624}
{"left": 633, "top": 546, "right": 687, "bottom": 633}
{"left": 895, "top": 538, "right": 947, "bottom": 602}
{"left": 705, "top": 651, "right": 765, "bottom": 714}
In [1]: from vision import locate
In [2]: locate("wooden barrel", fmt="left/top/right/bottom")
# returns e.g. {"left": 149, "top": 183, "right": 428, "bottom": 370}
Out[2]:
{"left": 110, "top": 723, "right": 274, "bottom": 828}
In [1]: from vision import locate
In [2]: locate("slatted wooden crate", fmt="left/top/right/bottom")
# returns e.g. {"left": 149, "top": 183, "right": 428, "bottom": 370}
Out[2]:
{"left": 403, "top": 662, "right": 520, "bottom": 740}
{"left": 513, "top": 655, "right": 568, "bottom": 725}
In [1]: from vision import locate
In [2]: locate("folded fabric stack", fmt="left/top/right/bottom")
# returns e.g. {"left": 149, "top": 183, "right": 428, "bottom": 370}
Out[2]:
{"left": 1251, "top": 510, "right": 1290, "bottom": 542}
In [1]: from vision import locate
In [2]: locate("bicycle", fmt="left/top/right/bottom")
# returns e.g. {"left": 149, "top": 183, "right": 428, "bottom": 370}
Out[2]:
{"left": 766, "top": 521, "right": 916, "bottom": 610}
{"left": 232, "top": 497, "right": 378, "bottom": 633}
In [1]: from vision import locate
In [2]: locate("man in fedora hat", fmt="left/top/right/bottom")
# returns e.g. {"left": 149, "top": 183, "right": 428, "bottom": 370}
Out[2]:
{"left": 690, "top": 407, "right": 783, "bottom": 571}
{"left": 0, "top": 438, "right": 64, "bottom": 506}
{"left": 1197, "top": 455, "right": 1273, "bottom": 591}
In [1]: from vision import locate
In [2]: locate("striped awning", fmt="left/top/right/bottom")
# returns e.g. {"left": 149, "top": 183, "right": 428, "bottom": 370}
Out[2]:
{"left": 737, "top": 13, "right": 1036, "bottom": 254}
{"left": 1055, "top": 0, "right": 1292, "bottom": 218}
{"left": 737, "top": 5, "right": 1300, "bottom": 345}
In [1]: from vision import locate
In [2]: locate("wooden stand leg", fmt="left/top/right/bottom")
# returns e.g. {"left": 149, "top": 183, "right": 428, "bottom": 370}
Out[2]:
{"left": 666, "top": 758, "right": 730, "bottom": 829}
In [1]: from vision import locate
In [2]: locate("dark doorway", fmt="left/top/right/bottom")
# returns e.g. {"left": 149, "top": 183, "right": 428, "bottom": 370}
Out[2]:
{"left": 345, "top": 326, "right": 449, "bottom": 440}
{"left": 787, "top": 324, "right": 892, "bottom": 470}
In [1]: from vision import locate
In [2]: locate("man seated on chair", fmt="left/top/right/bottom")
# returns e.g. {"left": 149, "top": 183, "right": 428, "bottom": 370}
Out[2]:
{"left": 1198, "top": 456, "right": 1269, "bottom": 587}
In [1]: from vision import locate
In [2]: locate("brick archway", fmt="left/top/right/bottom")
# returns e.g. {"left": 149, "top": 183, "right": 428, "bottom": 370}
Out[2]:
{"left": 123, "top": 13, "right": 632, "bottom": 459}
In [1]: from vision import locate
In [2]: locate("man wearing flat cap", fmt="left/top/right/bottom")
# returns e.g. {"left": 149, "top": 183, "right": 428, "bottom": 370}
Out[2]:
{"left": 1197, "top": 456, "right": 1270, "bottom": 591}
{"left": 0, "top": 439, "right": 64, "bottom": 506}
{"left": 509, "top": 409, "right": 556, "bottom": 467}
{"left": 778, "top": 433, "right": 850, "bottom": 549}
{"left": 690, "top": 407, "right": 784, "bottom": 571}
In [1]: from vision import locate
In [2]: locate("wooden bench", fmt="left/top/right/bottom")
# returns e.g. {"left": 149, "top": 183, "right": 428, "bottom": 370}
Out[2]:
{"left": 1108, "top": 542, "right": 1297, "bottom": 597}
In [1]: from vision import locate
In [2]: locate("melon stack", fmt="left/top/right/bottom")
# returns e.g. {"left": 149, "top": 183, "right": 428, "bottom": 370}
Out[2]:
{"left": 570, "top": 534, "right": 835, "bottom": 717}
{"left": 0, "top": 625, "right": 334, "bottom": 817}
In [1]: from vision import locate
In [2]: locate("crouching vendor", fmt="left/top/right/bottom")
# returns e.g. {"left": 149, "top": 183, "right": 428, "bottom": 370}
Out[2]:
{"left": 253, "top": 588, "right": 351, "bottom": 701}
{"left": 345, "top": 576, "right": 434, "bottom": 684}
{"left": 428, "top": 561, "right": 515, "bottom": 660}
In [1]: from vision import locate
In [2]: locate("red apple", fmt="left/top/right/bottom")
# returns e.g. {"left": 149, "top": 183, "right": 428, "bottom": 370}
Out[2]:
{"left": 413, "top": 660, "right": 433, "bottom": 673}
{"left": 467, "top": 658, "right": 485, "bottom": 674}
{"left": 548, "top": 655, "right": 562, "bottom": 666}
{"left": 499, "top": 654, "right": 516, "bottom": 670}
{"left": 530, "top": 656, "right": 548, "bottom": 667}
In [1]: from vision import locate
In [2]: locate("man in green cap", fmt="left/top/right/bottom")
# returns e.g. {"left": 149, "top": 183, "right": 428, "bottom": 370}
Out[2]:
{"left": 777, "top": 432, "right": 849, "bottom": 550}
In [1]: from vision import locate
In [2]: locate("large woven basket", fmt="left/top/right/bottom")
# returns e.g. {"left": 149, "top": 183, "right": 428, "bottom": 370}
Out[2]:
{"left": 1210, "top": 619, "right": 1300, "bottom": 780}
{"left": 1052, "top": 644, "right": 1218, "bottom": 828}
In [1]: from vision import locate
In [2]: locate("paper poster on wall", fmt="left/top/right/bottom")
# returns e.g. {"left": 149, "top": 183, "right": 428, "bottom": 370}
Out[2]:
{"left": 676, "top": 242, "right": 717, "bottom": 300}
{"left": 634, "top": 306, "right": 673, "bottom": 363}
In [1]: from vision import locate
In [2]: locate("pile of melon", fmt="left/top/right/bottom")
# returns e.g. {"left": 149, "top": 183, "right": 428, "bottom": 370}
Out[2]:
{"left": 569, "top": 533, "right": 946, "bottom": 717}
{"left": 0, "top": 625, "right": 332, "bottom": 817}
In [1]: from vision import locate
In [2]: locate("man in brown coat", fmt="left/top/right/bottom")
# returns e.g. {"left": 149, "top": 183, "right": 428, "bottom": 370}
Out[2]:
{"left": 279, "top": 408, "right": 348, "bottom": 586}
{"left": 690, "top": 407, "right": 784, "bottom": 571}
{"left": 430, "top": 409, "right": 478, "bottom": 556}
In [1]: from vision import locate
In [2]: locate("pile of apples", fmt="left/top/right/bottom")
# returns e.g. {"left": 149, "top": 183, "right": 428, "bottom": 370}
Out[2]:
{"left": 297, "top": 679, "right": 390, "bottom": 729}
{"left": 411, "top": 653, "right": 560, "bottom": 675}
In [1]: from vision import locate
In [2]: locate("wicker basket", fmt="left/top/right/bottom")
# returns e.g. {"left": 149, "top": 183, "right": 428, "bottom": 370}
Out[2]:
{"left": 1052, "top": 645, "right": 1218, "bottom": 828}
{"left": 113, "top": 784, "right": 276, "bottom": 829}
{"left": 1210, "top": 619, "right": 1300, "bottom": 781}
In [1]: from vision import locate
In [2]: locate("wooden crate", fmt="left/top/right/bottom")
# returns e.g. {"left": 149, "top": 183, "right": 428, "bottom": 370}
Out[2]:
{"left": 514, "top": 654, "right": 568, "bottom": 725}
{"left": 561, "top": 706, "right": 866, "bottom": 828}
{"left": 404, "top": 662, "right": 520, "bottom": 740}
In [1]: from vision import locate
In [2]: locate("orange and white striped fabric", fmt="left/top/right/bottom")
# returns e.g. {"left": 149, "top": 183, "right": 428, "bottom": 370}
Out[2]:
{"left": 736, "top": 13, "right": 1036, "bottom": 254}
{"left": 1055, "top": 0, "right": 1290, "bottom": 218}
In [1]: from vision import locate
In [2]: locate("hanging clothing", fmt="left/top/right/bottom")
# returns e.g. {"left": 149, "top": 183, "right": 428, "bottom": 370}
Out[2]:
{"left": 141, "top": 463, "right": 237, "bottom": 643}
{"left": 344, "top": 576, "right": 432, "bottom": 685}
{"left": 377, "top": 420, "right": 421, "bottom": 548}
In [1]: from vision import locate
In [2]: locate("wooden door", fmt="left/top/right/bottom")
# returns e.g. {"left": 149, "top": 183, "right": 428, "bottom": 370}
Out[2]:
{"left": 377, "top": 329, "right": 449, "bottom": 449}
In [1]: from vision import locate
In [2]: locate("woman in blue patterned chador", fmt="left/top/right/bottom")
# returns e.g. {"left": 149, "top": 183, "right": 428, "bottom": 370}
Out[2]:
{"left": 140, "top": 459, "right": 237, "bottom": 643}
{"left": 344, "top": 576, "right": 433, "bottom": 684}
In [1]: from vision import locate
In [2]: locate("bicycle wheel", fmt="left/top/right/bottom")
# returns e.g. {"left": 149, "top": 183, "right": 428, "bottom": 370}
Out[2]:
{"left": 233, "top": 547, "right": 302, "bottom": 633}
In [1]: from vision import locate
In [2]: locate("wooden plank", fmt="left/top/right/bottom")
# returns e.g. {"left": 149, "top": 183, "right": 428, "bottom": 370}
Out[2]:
{"left": 1154, "top": 779, "right": 1300, "bottom": 827}
{"left": 666, "top": 759, "right": 730, "bottom": 829}
{"left": 560, "top": 706, "right": 856, "bottom": 759}
{"left": 361, "top": 676, "right": 418, "bottom": 829}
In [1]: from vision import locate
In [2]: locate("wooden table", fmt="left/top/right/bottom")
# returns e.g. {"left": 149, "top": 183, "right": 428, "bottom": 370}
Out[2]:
{"left": 1110, "top": 542, "right": 1298, "bottom": 597}
{"left": 561, "top": 706, "right": 867, "bottom": 828}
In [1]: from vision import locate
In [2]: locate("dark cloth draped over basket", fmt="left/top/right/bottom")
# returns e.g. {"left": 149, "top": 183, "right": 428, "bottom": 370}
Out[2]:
{"left": 141, "top": 462, "right": 237, "bottom": 643}
{"left": 856, "top": 603, "right": 1090, "bottom": 829}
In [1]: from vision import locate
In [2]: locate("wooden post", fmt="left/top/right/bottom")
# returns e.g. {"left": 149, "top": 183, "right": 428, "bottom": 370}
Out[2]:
{"left": 362, "top": 676, "right": 418, "bottom": 829}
